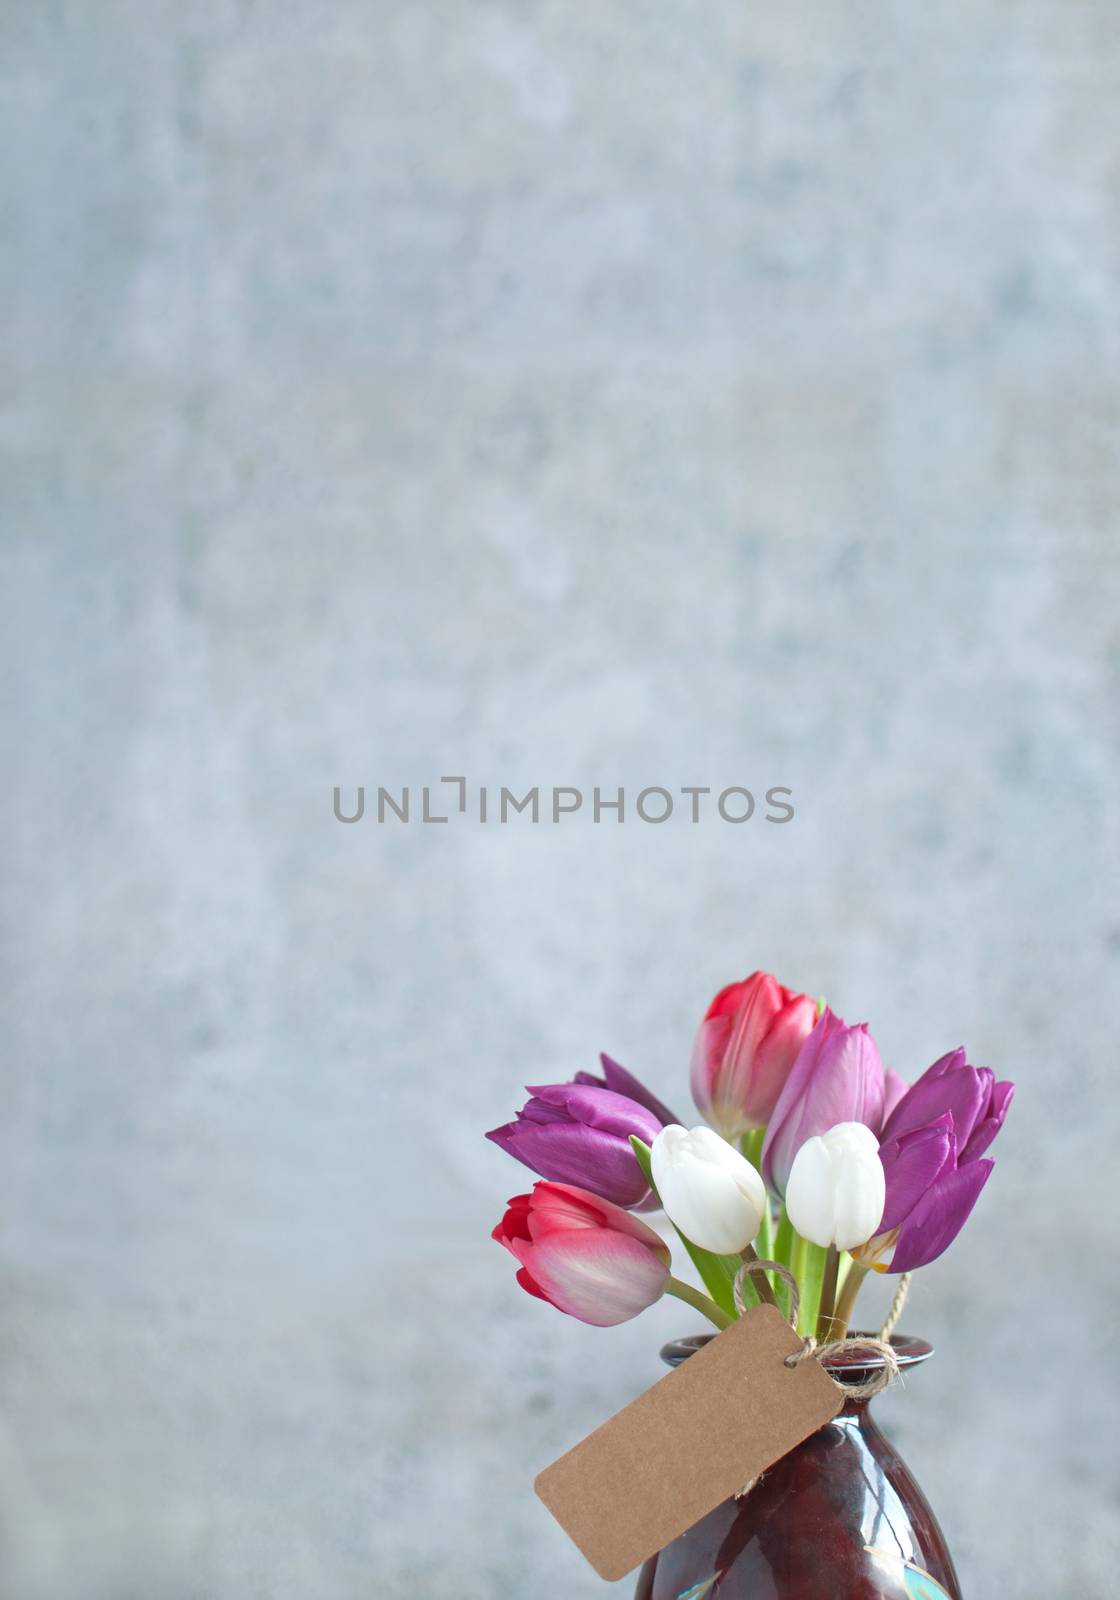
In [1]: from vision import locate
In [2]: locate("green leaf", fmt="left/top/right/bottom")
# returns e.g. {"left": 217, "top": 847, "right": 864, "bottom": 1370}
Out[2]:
{"left": 630, "top": 1136, "right": 748, "bottom": 1316}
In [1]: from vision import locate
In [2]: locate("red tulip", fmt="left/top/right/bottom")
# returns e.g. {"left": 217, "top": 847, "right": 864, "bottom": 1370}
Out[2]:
{"left": 690, "top": 971, "right": 818, "bottom": 1137}
{"left": 492, "top": 1181, "right": 671, "bottom": 1327}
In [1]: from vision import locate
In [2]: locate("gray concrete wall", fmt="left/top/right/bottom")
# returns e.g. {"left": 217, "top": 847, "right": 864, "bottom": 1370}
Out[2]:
{"left": 2, "top": 3, "right": 1117, "bottom": 1597}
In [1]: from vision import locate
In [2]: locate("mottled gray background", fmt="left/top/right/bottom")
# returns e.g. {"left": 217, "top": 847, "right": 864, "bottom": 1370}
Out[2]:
{"left": 2, "top": 3, "right": 1118, "bottom": 1598}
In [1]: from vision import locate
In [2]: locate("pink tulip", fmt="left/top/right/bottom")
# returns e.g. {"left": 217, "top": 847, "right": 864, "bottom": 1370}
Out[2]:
{"left": 761, "top": 1008, "right": 886, "bottom": 1196}
{"left": 690, "top": 972, "right": 818, "bottom": 1137}
{"left": 492, "top": 1181, "right": 671, "bottom": 1327}
{"left": 883, "top": 1068, "right": 909, "bottom": 1123}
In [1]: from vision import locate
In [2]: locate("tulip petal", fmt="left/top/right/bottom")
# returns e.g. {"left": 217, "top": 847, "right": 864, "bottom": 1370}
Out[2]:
{"left": 652, "top": 1125, "right": 766, "bottom": 1254}
{"left": 485, "top": 1122, "right": 523, "bottom": 1156}
{"left": 690, "top": 973, "right": 816, "bottom": 1137}
{"left": 881, "top": 1052, "right": 988, "bottom": 1150}
{"left": 492, "top": 1192, "right": 534, "bottom": 1244}
{"left": 526, "top": 1083, "right": 663, "bottom": 1144}
{"left": 515, "top": 1265, "right": 550, "bottom": 1303}
{"left": 921, "top": 1048, "right": 967, "bottom": 1081}
{"left": 522, "top": 1182, "right": 606, "bottom": 1235}
{"left": 706, "top": 977, "right": 757, "bottom": 1021}
{"left": 784, "top": 1134, "right": 837, "bottom": 1249}
{"left": 525, "top": 1180, "right": 669, "bottom": 1247}
{"left": 990, "top": 1078, "right": 1015, "bottom": 1121}
{"left": 689, "top": 1015, "right": 734, "bottom": 1120}
{"left": 572, "top": 1054, "right": 680, "bottom": 1127}
{"left": 516, "top": 1097, "right": 572, "bottom": 1127}
{"left": 959, "top": 1079, "right": 1015, "bottom": 1163}
{"left": 487, "top": 1083, "right": 661, "bottom": 1208}
{"left": 877, "top": 1118, "right": 955, "bottom": 1233}
{"left": 527, "top": 1229, "right": 670, "bottom": 1326}
{"left": 785, "top": 1123, "right": 883, "bottom": 1250}
{"left": 882, "top": 1069, "right": 909, "bottom": 1122}
{"left": 888, "top": 1158, "right": 994, "bottom": 1273}
{"left": 660, "top": 1160, "right": 755, "bottom": 1255}
{"left": 493, "top": 1182, "right": 671, "bottom": 1325}
{"left": 832, "top": 1147, "right": 886, "bottom": 1251}
{"left": 752, "top": 994, "right": 820, "bottom": 1098}
{"left": 495, "top": 1119, "right": 653, "bottom": 1208}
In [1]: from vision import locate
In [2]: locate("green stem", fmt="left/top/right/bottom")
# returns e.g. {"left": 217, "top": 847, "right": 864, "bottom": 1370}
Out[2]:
{"left": 790, "top": 1232, "right": 808, "bottom": 1332}
{"left": 772, "top": 1203, "right": 794, "bottom": 1319}
{"left": 829, "top": 1262, "right": 870, "bottom": 1340}
{"left": 740, "top": 1128, "right": 765, "bottom": 1170}
{"left": 740, "top": 1131, "right": 774, "bottom": 1285}
{"left": 739, "top": 1243, "right": 777, "bottom": 1308}
{"left": 816, "top": 1245, "right": 841, "bottom": 1342}
{"left": 791, "top": 1233, "right": 828, "bottom": 1336}
{"left": 666, "top": 1275, "right": 734, "bottom": 1331}
{"left": 757, "top": 1199, "right": 774, "bottom": 1266}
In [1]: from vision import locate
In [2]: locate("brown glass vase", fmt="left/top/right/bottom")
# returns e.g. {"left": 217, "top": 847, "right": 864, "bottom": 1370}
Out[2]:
{"left": 634, "top": 1333, "right": 961, "bottom": 1600}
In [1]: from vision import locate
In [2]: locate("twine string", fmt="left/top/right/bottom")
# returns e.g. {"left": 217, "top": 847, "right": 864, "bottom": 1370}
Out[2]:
{"left": 877, "top": 1271, "right": 911, "bottom": 1342}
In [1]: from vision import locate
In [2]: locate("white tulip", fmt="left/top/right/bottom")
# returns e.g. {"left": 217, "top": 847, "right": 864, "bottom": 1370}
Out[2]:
{"left": 651, "top": 1124, "right": 767, "bottom": 1255}
{"left": 784, "top": 1121, "right": 885, "bottom": 1251}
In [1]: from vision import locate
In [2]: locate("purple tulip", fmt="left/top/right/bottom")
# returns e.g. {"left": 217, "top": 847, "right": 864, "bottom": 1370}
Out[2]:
{"left": 854, "top": 1050, "right": 1014, "bottom": 1272}
{"left": 881, "top": 1049, "right": 1014, "bottom": 1161}
{"left": 486, "top": 1080, "right": 664, "bottom": 1210}
{"left": 573, "top": 1053, "right": 680, "bottom": 1129}
{"left": 761, "top": 1009, "right": 886, "bottom": 1197}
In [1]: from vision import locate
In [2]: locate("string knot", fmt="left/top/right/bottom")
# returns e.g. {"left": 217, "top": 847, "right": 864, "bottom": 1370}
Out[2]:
{"left": 783, "top": 1332, "right": 818, "bottom": 1369}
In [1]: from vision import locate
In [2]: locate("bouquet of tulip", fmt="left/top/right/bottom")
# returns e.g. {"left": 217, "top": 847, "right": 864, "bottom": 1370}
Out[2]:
{"left": 487, "top": 973, "right": 1013, "bottom": 1343}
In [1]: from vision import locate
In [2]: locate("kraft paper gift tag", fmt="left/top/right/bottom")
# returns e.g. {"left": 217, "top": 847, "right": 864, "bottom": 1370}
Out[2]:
{"left": 534, "top": 1303, "right": 842, "bottom": 1582}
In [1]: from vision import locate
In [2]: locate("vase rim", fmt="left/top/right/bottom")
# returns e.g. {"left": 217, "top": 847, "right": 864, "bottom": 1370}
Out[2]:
{"left": 660, "top": 1331, "right": 934, "bottom": 1377}
{"left": 821, "top": 1331, "right": 932, "bottom": 1373}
